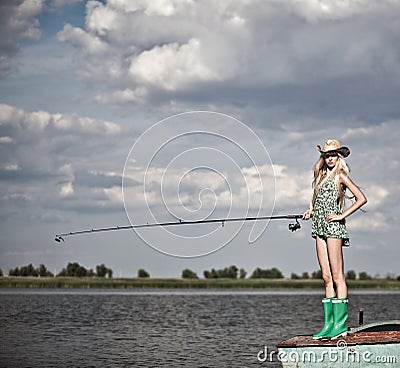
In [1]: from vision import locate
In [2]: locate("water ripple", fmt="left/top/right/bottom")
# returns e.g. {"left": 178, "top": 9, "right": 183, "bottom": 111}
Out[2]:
{"left": 1, "top": 291, "right": 399, "bottom": 367}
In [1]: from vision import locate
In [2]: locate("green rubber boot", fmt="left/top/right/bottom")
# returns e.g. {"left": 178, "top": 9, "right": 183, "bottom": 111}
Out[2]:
{"left": 312, "top": 297, "right": 335, "bottom": 339}
{"left": 326, "top": 298, "right": 348, "bottom": 339}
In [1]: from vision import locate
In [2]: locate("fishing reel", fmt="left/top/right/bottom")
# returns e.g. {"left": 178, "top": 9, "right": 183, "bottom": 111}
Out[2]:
{"left": 288, "top": 218, "right": 301, "bottom": 232}
{"left": 54, "top": 235, "right": 64, "bottom": 243}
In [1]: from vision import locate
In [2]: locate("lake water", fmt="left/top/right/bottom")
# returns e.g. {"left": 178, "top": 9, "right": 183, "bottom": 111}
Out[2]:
{"left": 0, "top": 289, "right": 399, "bottom": 367}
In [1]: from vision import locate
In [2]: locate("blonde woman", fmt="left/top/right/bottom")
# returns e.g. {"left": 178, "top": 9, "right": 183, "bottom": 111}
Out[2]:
{"left": 302, "top": 139, "right": 367, "bottom": 339}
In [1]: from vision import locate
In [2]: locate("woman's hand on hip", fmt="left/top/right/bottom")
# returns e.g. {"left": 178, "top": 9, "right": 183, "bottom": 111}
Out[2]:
{"left": 326, "top": 213, "right": 344, "bottom": 223}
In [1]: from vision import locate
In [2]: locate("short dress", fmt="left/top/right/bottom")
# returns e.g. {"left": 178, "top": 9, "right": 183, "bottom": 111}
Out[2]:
{"left": 311, "top": 176, "right": 349, "bottom": 246}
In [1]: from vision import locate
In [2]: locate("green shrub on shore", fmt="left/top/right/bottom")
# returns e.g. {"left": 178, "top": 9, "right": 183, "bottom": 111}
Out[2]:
{"left": 0, "top": 277, "right": 399, "bottom": 289}
{"left": 182, "top": 269, "right": 199, "bottom": 279}
{"left": 203, "top": 265, "right": 238, "bottom": 279}
{"left": 138, "top": 268, "right": 150, "bottom": 278}
{"left": 9, "top": 264, "right": 53, "bottom": 277}
{"left": 250, "top": 267, "right": 284, "bottom": 279}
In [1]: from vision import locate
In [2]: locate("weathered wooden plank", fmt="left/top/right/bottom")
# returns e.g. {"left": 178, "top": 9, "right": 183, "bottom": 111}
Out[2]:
{"left": 277, "top": 331, "right": 400, "bottom": 347}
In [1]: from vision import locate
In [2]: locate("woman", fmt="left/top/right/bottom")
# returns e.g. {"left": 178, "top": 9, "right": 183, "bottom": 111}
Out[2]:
{"left": 302, "top": 139, "right": 367, "bottom": 339}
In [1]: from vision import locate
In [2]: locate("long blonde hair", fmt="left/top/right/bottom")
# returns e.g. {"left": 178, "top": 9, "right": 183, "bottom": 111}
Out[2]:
{"left": 311, "top": 155, "right": 350, "bottom": 211}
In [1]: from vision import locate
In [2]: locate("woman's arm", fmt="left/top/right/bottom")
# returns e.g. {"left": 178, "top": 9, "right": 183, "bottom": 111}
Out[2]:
{"left": 327, "top": 173, "right": 367, "bottom": 222}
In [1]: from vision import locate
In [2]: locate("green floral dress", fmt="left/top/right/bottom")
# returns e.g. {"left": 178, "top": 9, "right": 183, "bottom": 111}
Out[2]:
{"left": 311, "top": 176, "right": 349, "bottom": 246}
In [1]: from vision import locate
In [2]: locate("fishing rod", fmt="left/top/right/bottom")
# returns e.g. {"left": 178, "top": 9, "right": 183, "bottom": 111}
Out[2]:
{"left": 54, "top": 214, "right": 303, "bottom": 243}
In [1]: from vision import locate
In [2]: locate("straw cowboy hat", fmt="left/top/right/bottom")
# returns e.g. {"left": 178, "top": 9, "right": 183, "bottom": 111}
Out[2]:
{"left": 317, "top": 139, "right": 350, "bottom": 158}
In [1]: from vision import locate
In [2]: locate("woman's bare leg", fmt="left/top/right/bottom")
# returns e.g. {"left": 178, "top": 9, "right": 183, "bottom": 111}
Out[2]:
{"left": 316, "top": 237, "right": 336, "bottom": 298}
{"left": 326, "top": 238, "right": 347, "bottom": 299}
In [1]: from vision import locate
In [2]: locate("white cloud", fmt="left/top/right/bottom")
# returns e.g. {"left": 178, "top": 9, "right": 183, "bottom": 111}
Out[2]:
{"left": 103, "top": 185, "right": 123, "bottom": 204}
{"left": 59, "top": 164, "right": 75, "bottom": 197}
{"left": 122, "top": 161, "right": 312, "bottom": 218}
{"left": 124, "top": 165, "right": 237, "bottom": 211}
{"left": 363, "top": 185, "right": 389, "bottom": 210}
{"left": 342, "top": 121, "right": 399, "bottom": 143}
{"left": 292, "top": 0, "right": 377, "bottom": 22}
{"left": 347, "top": 212, "right": 389, "bottom": 232}
{"left": 0, "top": 103, "right": 127, "bottom": 221}
{"left": 1, "top": 0, "right": 44, "bottom": 43}
{"left": 0, "top": 104, "right": 121, "bottom": 135}
{"left": 3, "top": 164, "right": 20, "bottom": 171}
{"left": 59, "top": 181, "right": 74, "bottom": 197}
{"left": 342, "top": 126, "right": 374, "bottom": 138}
{"left": 95, "top": 87, "right": 148, "bottom": 104}
{"left": 25, "top": 110, "right": 52, "bottom": 130}
{"left": 0, "top": 104, "right": 24, "bottom": 124}
{"left": 52, "top": 114, "right": 121, "bottom": 135}
{"left": 2, "top": 193, "right": 31, "bottom": 202}
{"left": 86, "top": 1, "right": 117, "bottom": 36}
{"left": 108, "top": 0, "right": 193, "bottom": 16}
{"left": 0, "top": 0, "right": 44, "bottom": 76}
{"left": 55, "top": 0, "right": 400, "bottom": 106}
{"left": 129, "top": 38, "right": 219, "bottom": 90}
{"left": 243, "top": 164, "right": 312, "bottom": 209}
{"left": 17, "top": 0, "right": 44, "bottom": 23}
{"left": 57, "top": 24, "right": 108, "bottom": 55}
{"left": 0, "top": 136, "right": 13, "bottom": 143}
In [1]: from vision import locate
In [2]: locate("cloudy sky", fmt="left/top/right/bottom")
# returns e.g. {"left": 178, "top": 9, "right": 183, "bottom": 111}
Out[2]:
{"left": 0, "top": 0, "right": 399, "bottom": 278}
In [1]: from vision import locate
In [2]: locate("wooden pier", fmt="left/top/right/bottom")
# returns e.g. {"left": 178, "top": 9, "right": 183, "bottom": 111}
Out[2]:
{"left": 276, "top": 321, "right": 400, "bottom": 367}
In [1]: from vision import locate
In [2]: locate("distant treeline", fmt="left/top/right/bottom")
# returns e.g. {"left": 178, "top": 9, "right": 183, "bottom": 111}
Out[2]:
{"left": 1, "top": 263, "right": 400, "bottom": 281}
{"left": 8, "top": 264, "right": 54, "bottom": 277}
{"left": 182, "top": 267, "right": 400, "bottom": 281}
{"left": 5, "top": 262, "right": 113, "bottom": 278}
